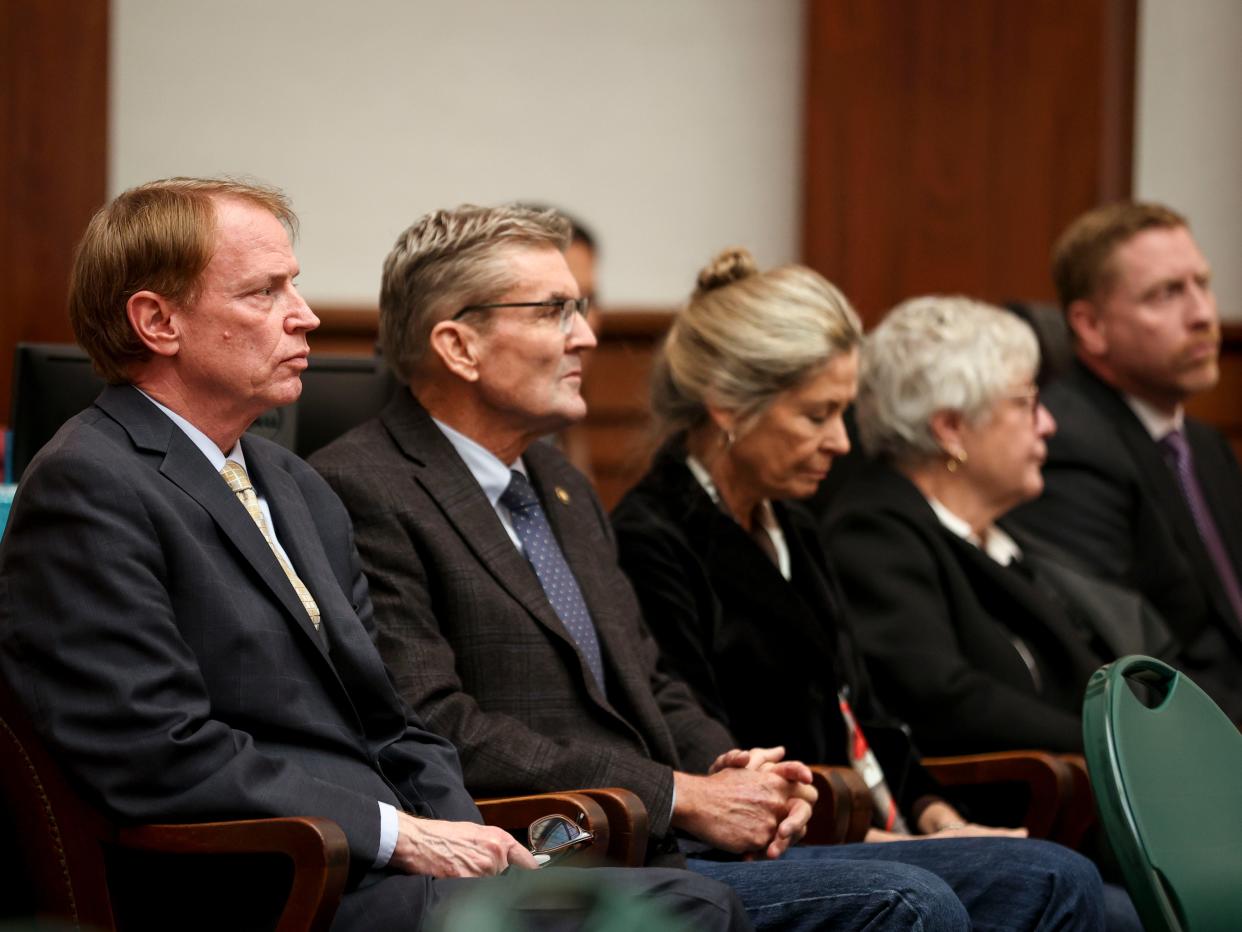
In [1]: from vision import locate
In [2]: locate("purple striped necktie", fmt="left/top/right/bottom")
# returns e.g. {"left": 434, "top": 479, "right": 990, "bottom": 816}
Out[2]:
{"left": 1159, "top": 429, "right": 1242, "bottom": 627}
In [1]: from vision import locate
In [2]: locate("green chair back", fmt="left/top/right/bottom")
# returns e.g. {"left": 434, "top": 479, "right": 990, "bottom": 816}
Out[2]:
{"left": 1082, "top": 655, "right": 1242, "bottom": 931}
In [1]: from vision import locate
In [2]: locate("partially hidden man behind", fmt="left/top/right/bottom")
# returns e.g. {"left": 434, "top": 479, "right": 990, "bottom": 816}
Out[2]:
{"left": 1009, "top": 202, "right": 1242, "bottom": 721}
{"left": 311, "top": 203, "right": 1104, "bottom": 931}
{"left": 0, "top": 179, "right": 752, "bottom": 931}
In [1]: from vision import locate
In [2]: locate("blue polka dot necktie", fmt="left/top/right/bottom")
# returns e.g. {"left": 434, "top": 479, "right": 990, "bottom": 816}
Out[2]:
{"left": 500, "top": 470, "right": 605, "bottom": 691}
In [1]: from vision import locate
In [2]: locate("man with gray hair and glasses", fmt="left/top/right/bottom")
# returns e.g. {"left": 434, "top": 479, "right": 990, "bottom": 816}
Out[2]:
{"left": 312, "top": 202, "right": 1104, "bottom": 931}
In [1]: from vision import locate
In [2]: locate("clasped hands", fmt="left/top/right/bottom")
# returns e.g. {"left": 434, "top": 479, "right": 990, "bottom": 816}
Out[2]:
{"left": 387, "top": 744, "right": 818, "bottom": 877}
{"left": 673, "top": 745, "right": 818, "bottom": 860}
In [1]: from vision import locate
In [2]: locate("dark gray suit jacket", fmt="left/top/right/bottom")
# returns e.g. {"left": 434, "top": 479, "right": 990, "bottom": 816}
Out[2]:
{"left": 1009, "top": 361, "right": 1242, "bottom": 720}
{"left": 311, "top": 389, "right": 734, "bottom": 841}
{"left": 0, "top": 385, "right": 480, "bottom": 921}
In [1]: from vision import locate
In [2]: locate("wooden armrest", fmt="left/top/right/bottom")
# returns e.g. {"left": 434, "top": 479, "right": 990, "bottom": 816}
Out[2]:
{"left": 115, "top": 817, "right": 348, "bottom": 932}
{"left": 804, "top": 765, "right": 871, "bottom": 845}
{"left": 1051, "top": 753, "right": 1096, "bottom": 849}
{"left": 475, "top": 792, "right": 610, "bottom": 864}
{"left": 921, "top": 750, "right": 1074, "bottom": 839}
{"left": 573, "top": 788, "right": 649, "bottom": 866}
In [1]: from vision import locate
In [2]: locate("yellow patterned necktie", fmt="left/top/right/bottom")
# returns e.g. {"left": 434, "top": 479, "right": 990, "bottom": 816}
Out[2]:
{"left": 219, "top": 460, "right": 321, "bottom": 630}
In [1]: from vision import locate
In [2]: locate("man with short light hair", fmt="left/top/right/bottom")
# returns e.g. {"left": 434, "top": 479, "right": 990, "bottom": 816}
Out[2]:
{"left": 1013, "top": 201, "right": 1242, "bottom": 719}
{"left": 313, "top": 202, "right": 1105, "bottom": 931}
{"left": 0, "top": 179, "right": 751, "bottom": 931}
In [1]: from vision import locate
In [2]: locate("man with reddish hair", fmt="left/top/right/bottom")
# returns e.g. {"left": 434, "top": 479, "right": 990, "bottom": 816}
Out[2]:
{"left": 1013, "top": 201, "right": 1242, "bottom": 719}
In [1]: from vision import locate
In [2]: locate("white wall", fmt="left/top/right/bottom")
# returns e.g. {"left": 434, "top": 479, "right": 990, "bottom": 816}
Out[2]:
{"left": 113, "top": 1, "right": 1242, "bottom": 317}
{"left": 1136, "top": 0, "right": 1242, "bottom": 318}
{"left": 111, "top": 0, "right": 804, "bottom": 308}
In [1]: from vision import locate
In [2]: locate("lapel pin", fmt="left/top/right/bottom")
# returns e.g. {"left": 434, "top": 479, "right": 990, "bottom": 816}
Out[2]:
{"left": 555, "top": 486, "right": 571, "bottom": 505}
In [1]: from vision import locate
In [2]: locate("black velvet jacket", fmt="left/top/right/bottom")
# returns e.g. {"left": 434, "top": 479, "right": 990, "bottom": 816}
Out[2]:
{"left": 612, "top": 438, "right": 941, "bottom": 820}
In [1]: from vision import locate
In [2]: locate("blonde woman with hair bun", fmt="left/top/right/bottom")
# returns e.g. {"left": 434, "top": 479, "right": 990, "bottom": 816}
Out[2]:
{"left": 610, "top": 251, "right": 1116, "bottom": 931}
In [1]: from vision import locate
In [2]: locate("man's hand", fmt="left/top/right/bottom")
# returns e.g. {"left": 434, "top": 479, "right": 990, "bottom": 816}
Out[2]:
{"left": 390, "top": 812, "right": 538, "bottom": 877}
{"left": 705, "top": 747, "right": 818, "bottom": 855}
{"left": 672, "top": 757, "right": 818, "bottom": 859}
{"left": 709, "top": 745, "right": 789, "bottom": 774}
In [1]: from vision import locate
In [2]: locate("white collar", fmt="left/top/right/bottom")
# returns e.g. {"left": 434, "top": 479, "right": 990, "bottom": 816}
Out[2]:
{"left": 928, "top": 497, "right": 1023, "bottom": 566}
{"left": 136, "top": 389, "right": 245, "bottom": 472}
{"left": 431, "top": 416, "right": 526, "bottom": 507}
{"left": 1123, "top": 393, "right": 1184, "bottom": 441}
{"left": 685, "top": 454, "right": 791, "bottom": 581}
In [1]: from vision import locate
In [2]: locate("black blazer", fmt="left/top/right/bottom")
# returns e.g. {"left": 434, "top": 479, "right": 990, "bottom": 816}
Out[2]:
{"left": 1009, "top": 361, "right": 1242, "bottom": 720}
{"left": 824, "top": 464, "right": 1104, "bottom": 755}
{"left": 0, "top": 385, "right": 480, "bottom": 922}
{"left": 611, "top": 441, "right": 941, "bottom": 818}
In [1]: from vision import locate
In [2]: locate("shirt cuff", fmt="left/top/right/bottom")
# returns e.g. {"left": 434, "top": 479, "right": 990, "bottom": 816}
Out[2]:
{"left": 374, "top": 801, "right": 398, "bottom": 868}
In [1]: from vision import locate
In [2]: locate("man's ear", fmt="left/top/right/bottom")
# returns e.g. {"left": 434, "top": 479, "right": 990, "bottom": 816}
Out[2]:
{"left": 1066, "top": 298, "right": 1107, "bottom": 359}
{"left": 126, "top": 291, "right": 180, "bottom": 357}
{"left": 928, "top": 407, "right": 967, "bottom": 462}
{"left": 428, "top": 320, "right": 482, "bottom": 382}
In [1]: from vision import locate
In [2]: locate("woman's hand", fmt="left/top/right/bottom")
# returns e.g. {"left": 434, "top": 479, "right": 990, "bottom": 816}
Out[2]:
{"left": 919, "top": 801, "right": 1029, "bottom": 838}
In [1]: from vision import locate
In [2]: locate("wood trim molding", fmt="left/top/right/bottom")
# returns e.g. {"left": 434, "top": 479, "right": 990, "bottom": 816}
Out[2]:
{"left": 0, "top": 0, "right": 109, "bottom": 421}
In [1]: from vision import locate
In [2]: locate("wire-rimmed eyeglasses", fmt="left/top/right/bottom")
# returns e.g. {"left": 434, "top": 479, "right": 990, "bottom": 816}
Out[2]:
{"left": 1003, "top": 386, "right": 1041, "bottom": 422}
{"left": 451, "top": 297, "right": 590, "bottom": 335}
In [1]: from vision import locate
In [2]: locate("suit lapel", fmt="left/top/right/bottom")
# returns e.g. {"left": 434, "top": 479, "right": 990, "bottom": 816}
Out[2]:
{"left": 523, "top": 446, "right": 632, "bottom": 708}
{"left": 241, "top": 439, "right": 338, "bottom": 659}
{"left": 1186, "top": 422, "right": 1242, "bottom": 576}
{"left": 95, "top": 386, "right": 330, "bottom": 658}
{"left": 949, "top": 532, "right": 1082, "bottom": 651}
{"left": 1072, "top": 365, "right": 1236, "bottom": 625}
{"left": 380, "top": 394, "right": 598, "bottom": 676}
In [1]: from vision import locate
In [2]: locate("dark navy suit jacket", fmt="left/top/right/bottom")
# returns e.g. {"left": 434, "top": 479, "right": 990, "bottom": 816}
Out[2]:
{"left": 0, "top": 385, "right": 480, "bottom": 924}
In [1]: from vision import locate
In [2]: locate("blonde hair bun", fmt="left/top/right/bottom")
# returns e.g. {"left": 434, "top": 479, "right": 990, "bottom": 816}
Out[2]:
{"left": 695, "top": 247, "right": 757, "bottom": 296}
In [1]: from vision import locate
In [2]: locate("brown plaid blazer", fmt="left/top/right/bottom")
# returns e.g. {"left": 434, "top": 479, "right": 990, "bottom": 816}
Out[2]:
{"left": 311, "top": 389, "right": 734, "bottom": 839}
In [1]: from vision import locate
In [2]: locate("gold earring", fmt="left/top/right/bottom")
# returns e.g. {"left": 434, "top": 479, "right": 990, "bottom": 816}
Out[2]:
{"left": 722, "top": 428, "right": 736, "bottom": 450}
{"left": 946, "top": 451, "right": 967, "bottom": 473}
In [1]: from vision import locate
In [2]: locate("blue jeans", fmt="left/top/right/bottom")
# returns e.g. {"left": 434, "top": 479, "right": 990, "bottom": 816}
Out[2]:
{"left": 689, "top": 837, "right": 1104, "bottom": 931}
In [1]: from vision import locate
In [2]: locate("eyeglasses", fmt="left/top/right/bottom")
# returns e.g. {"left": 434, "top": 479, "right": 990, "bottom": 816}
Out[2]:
{"left": 1003, "top": 387, "right": 1042, "bottom": 421}
{"left": 526, "top": 813, "right": 595, "bottom": 867}
{"left": 451, "top": 297, "right": 590, "bottom": 335}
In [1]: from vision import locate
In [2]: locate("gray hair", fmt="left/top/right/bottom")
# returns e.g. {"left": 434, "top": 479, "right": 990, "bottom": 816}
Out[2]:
{"left": 379, "top": 204, "right": 571, "bottom": 382}
{"left": 651, "top": 247, "right": 862, "bottom": 437}
{"left": 857, "top": 295, "right": 1040, "bottom": 465}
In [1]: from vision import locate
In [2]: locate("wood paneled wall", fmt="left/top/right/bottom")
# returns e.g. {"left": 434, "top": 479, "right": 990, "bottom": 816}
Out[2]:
{"left": 310, "top": 307, "right": 1242, "bottom": 507}
{"left": 802, "top": 0, "right": 1136, "bottom": 324}
{"left": 0, "top": 0, "right": 109, "bottom": 420}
